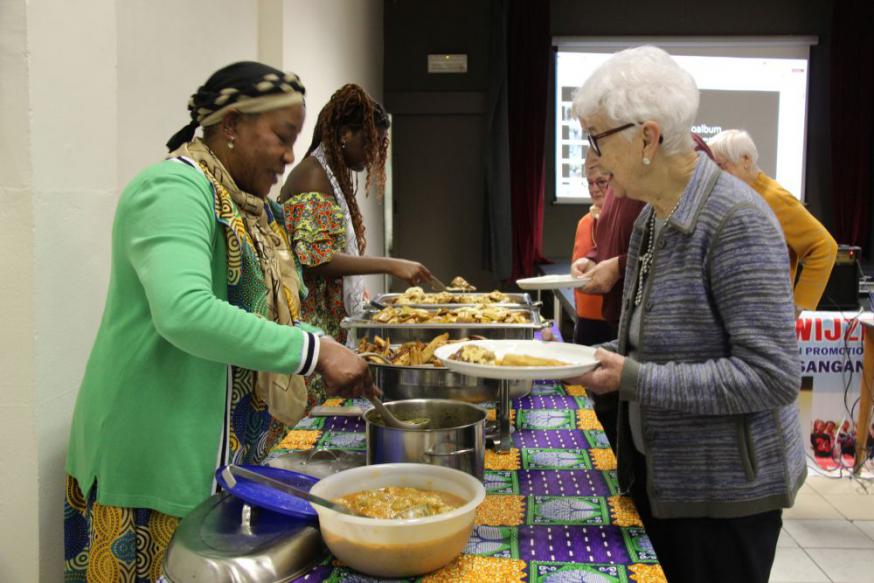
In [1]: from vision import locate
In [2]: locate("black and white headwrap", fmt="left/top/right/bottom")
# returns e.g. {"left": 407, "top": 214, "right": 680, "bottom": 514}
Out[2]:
{"left": 166, "top": 61, "right": 306, "bottom": 151}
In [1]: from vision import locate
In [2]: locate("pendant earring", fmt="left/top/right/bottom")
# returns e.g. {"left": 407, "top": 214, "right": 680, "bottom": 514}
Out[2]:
{"left": 642, "top": 157, "right": 651, "bottom": 165}
{"left": 341, "top": 141, "right": 346, "bottom": 150}
{"left": 228, "top": 137, "right": 235, "bottom": 150}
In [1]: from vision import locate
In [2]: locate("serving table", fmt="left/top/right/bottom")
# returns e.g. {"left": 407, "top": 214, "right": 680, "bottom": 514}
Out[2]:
{"left": 265, "top": 381, "right": 665, "bottom": 582}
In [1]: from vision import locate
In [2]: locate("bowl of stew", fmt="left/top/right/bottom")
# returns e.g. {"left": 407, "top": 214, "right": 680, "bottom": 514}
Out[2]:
{"left": 308, "top": 463, "right": 485, "bottom": 578}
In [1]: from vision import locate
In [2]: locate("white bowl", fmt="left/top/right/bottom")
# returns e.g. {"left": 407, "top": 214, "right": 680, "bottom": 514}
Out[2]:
{"left": 309, "top": 463, "right": 485, "bottom": 578}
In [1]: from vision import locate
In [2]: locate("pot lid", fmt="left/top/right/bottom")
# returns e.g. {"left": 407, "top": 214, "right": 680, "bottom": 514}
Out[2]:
{"left": 163, "top": 492, "right": 326, "bottom": 583}
{"left": 267, "top": 449, "right": 366, "bottom": 479}
{"left": 214, "top": 465, "right": 318, "bottom": 519}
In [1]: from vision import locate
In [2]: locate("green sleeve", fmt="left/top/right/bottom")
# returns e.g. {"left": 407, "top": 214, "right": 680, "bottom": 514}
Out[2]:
{"left": 122, "top": 164, "right": 320, "bottom": 375}
{"left": 295, "top": 321, "right": 324, "bottom": 336}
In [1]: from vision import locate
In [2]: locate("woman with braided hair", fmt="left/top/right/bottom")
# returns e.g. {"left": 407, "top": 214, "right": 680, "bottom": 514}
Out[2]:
{"left": 281, "top": 84, "right": 432, "bottom": 385}
{"left": 64, "top": 63, "right": 378, "bottom": 582}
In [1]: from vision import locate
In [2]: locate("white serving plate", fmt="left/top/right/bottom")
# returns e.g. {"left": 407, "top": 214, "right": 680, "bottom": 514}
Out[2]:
{"left": 516, "top": 274, "right": 590, "bottom": 290}
{"left": 433, "top": 339, "right": 599, "bottom": 380}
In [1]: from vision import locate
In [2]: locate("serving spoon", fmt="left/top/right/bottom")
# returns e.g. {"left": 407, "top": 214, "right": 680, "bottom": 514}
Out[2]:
{"left": 366, "top": 395, "right": 430, "bottom": 430}
{"left": 222, "top": 465, "right": 431, "bottom": 520}
{"left": 222, "top": 464, "right": 360, "bottom": 516}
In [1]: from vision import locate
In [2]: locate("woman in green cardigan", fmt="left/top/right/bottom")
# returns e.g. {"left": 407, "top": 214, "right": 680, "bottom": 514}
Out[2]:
{"left": 64, "top": 62, "right": 378, "bottom": 582}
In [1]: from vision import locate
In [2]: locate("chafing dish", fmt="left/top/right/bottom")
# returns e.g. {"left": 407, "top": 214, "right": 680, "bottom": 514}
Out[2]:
{"left": 341, "top": 307, "right": 547, "bottom": 345}
{"left": 362, "top": 354, "right": 532, "bottom": 403}
{"left": 373, "top": 291, "right": 537, "bottom": 309}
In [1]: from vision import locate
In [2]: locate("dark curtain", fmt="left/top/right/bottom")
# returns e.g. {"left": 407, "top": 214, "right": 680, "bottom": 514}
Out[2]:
{"left": 507, "top": 0, "right": 551, "bottom": 278}
{"left": 483, "top": 0, "right": 513, "bottom": 280}
{"left": 830, "top": 0, "right": 874, "bottom": 258}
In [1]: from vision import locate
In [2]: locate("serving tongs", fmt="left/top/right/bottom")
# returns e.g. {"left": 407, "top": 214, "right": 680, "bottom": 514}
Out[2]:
{"left": 429, "top": 276, "right": 448, "bottom": 292}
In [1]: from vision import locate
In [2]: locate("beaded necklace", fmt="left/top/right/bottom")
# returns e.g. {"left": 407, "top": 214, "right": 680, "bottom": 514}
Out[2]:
{"left": 634, "top": 194, "right": 683, "bottom": 306}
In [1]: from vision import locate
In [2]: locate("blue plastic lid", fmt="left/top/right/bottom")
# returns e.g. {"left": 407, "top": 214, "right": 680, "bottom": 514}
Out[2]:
{"left": 215, "top": 464, "right": 320, "bottom": 521}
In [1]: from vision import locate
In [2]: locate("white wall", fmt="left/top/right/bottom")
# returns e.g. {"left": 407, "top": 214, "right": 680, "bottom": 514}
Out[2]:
{"left": 0, "top": 1, "right": 39, "bottom": 580}
{"left": 27, "top": 0, "right": 119, "bottom": 579}
{"left": 116, "top": 0, "right": 260, "bottom": 187}
{"left": 282, "top": 0, "right": 387, "bottom": 294}
{"left": 0, "top": 0, "right": 383, "bottom": 580}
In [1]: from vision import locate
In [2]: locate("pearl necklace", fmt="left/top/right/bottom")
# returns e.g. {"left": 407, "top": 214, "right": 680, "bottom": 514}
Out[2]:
{"left": 634, "top": 194, "right": 684, "bottom": 307}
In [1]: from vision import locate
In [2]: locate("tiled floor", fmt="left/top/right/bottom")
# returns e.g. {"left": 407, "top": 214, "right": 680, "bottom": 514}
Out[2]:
{"left": 770, "top": 390, "right": 874, "bottom": 582}
{"left": 771, "top": 479, "right": 874, "bottom": 582}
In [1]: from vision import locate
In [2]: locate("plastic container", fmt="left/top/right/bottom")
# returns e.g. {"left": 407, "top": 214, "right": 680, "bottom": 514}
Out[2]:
{"left": 309, "top": 463, "right": 485, "bottom": 578}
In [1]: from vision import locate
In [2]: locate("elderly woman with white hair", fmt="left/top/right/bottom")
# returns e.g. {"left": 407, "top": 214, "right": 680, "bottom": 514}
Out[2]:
{"left": 571, "top": 47, "right": 805, "bottom": 583}
{"left": 709, "top": 129, "right": 837, "bottom": 313}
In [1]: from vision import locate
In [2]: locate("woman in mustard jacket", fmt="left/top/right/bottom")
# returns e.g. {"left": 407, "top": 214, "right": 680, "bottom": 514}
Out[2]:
{"left": 709, "top": 129, "right": 838, "bottom": 313}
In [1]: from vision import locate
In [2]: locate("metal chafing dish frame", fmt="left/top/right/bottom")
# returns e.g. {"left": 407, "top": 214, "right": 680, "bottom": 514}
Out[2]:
{"left": 341, "top": 307, "right": 548, "bottom": 345}
{"left": 357, "top": 350, "right": 533, "bottom": 403}
{"left": 343, "top": 307, "right": 547, "bottom": 453}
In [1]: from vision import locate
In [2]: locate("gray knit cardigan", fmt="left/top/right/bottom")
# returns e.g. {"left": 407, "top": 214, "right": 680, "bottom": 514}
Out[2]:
{"left": 608, "top": 153, "right": 806, "bottom": 519}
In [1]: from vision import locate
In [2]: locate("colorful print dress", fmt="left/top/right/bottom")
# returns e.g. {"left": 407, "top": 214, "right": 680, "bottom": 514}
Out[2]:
{"left": 284, "top": 191, "right": 348, "bottom": 405}
{"left": 64, "top": 156, "right": 307, "bottom": 583}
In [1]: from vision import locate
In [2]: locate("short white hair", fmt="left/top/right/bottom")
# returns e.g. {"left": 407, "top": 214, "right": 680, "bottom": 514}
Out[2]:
{"left": 571, "top": 46, "right": 698, "bottom": 155}
{"left": 707, "top": 129, "right": 759, "bottom": 165}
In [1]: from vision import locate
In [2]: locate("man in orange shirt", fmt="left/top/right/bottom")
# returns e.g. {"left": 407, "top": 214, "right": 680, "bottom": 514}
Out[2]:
{"left": 709, "top": 130, "right": 838, "bottom": 313}
{"left": 571, "top": 156, "right": 610, "bottom": 346}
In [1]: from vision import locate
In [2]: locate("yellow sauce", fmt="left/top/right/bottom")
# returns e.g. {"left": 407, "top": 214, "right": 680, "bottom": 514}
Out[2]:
{"left": 335, "top": 487, "right": 465, "bottom": 519}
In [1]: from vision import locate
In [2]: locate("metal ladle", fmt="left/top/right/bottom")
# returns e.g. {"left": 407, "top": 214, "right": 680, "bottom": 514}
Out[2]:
{"left": 366, "top": 395, "right": 430, "bottom": 430}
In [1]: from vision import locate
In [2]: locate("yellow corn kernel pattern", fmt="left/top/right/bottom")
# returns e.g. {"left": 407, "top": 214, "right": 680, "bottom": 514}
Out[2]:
{"left": 423, "top": 554, "right": 527, "bottom": 582}
{"left": 590, "top": 447, "right": 617, "bottom": 471}
{"left": 475, "top": 495, "right": 525, "bottom": 526}
{"left": 608, "top": 495, "right": 644, "bottom": 527}
{"left": 564, "top": 384, "right": 589, "bottom": 397}
{"left": 277, "top": 429, "right": 322, "bottom": 450}
{"left": 629, "top": 563, "right": 668, "bottom": 583}
{"left": 576, "top": 409, "right": 604, "bottom": 431}
{"left": 484, "top": 447, "right": 521, "bottom": 471}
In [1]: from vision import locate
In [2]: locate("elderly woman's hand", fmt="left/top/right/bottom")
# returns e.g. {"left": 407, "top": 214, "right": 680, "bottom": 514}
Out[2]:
{"left": 579, "top": 257, "right": 620, "bottom": 294}
{"left": 570, "top": 257, "right": 594, "bottom": 278}
{"left": 316, "top": 336, "right": 382, "bottom": 399}
{"left": 568, "top": 348, "right": 624, "bottom": 394}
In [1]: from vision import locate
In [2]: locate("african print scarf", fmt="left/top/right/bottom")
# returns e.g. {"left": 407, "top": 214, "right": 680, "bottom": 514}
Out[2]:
{"left": 169, "top": 138, "right": 310, "bottom": 430}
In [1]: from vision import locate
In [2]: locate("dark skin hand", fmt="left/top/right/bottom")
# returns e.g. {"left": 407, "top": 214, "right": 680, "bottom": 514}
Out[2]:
{"left": 316, "top": 336, "right": 381, "bottom": 399}
{"left": 280, "top": 156, "right": 433, "bottom": 286}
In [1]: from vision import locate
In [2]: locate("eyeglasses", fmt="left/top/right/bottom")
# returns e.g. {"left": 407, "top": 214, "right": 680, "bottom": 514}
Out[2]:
{"left": 587, "top": 177, "right": 610, "bottom": 191}
{"left": 584, "top": 122, "right": 665, "bottom": 157}
{"left": 584, "top": 123, "right": 636, "bottom": 156}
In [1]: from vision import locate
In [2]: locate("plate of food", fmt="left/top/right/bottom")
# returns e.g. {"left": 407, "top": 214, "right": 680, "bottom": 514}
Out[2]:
{"left": 433, "top": 339, "right": 599, "bottom": 380}
{"left": 516, "top": 274, "right": 591, "bottom": 290}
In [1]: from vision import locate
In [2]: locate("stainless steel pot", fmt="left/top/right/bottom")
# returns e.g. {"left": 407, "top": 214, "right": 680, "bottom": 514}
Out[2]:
{"left": 365, "top": 399, "right": 486, "bottom": 481}
{"left": 369, "top": 360, "right": 531, "bottom": 403}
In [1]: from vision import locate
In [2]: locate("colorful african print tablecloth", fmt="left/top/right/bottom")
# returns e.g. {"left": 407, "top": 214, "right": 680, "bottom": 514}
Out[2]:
{"left": 266, "top": 381, "right": 666, "bottom": 583}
